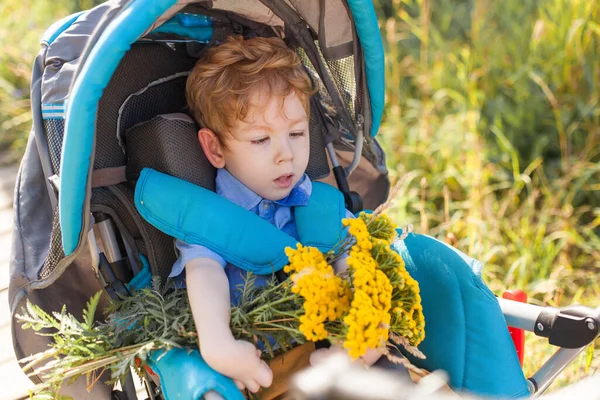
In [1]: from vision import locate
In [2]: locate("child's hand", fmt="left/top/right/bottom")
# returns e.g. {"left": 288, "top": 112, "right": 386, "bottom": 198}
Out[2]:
{"left": 332, "top": 257, "right": 349, "bottom": 275}
{"left": 361, "top": 347, "right": 384, "bottom": 366}
{"left": 202, "top": 338, "right": 273, "bottom": 393}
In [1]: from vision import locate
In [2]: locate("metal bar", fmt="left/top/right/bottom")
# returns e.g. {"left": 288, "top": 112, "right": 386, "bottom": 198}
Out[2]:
{"left": 86, "top": 226, "right": 100, "bottom": 277}
{"left": 122, "top": 371, "right": 137, "bottom": 400}
{"left": 326, "top": 143, "right": 341, "bottom": 167}
{"left": 530, "top": 347, "right": 587, "bottom": 396}
{"left": 498, "top": 297, "right": 551, "bottom": 332}
{"left": 344, "top": 114, "right": 364, "bottom": 177}
{"left": 95, "top": 219, "right": 122, "bottom": 263}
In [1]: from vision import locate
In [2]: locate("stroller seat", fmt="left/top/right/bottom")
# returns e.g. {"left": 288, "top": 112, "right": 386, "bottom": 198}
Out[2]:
{"left": 15, "top": 2, "right": 597, "bottom": 399}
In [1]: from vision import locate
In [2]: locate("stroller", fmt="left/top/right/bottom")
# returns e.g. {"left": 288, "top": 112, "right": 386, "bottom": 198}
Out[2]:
{"left": 9, "top": 0, "right": 600, "bottom": 399}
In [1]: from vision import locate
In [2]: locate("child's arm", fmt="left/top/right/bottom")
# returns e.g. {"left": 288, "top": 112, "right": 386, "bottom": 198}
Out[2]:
{"left": 186, "top": 258, "right": 273, "bottom": 393}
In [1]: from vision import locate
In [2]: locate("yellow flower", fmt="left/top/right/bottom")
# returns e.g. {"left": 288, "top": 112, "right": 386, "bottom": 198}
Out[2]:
{"left": 343, "top": 213, "right": 425, "bottom": 356}
{"left": 282, "top": 213, "right": 424, "bottom": 355}
{"left": 284, "top": 244, "right": 350, "bottom": 342}
{"left": 360, "top": 212, "right": 398, "bottom": 243}
{"left": 342, "top": 235, "right": 392, "bottom": 358}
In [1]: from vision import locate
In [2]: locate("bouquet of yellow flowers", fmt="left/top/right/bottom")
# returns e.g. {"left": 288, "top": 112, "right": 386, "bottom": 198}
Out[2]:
{"left": 17, "top": 212, "right": 425, "bottom": 397}
{"left": 284, "top": 212, "right": 424, "bottom": 359}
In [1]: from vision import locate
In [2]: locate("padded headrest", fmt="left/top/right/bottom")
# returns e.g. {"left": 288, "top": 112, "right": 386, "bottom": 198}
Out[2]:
{"left": 125, "top": 113, "right": 216, "bottom": 190}
{"left": 125, "top": 106, "right": 331, "bottom": 189}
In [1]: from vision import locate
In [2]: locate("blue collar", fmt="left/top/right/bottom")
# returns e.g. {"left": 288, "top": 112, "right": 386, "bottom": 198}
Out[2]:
{"left": 215, "top": 168, "right": 312, "bottom": 211}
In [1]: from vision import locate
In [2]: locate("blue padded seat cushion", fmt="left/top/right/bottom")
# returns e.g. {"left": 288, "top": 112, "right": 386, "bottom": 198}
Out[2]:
{"left": 393, "top": 233, "right": 530, "bottom": 398}
{"left": 134, "top": 168, "right": 345, "bottom": 274}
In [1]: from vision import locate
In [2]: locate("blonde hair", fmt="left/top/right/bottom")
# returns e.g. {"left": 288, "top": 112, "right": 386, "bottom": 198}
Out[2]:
{"left": 186, "top": 36, "right": 314, "bottom": 144}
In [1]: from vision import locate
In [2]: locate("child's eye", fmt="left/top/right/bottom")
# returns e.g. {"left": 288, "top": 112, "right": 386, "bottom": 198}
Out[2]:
{"left": 290, "top": 131, "right": 306, "bottom": 138}
{"left": 251, "top": 137, "right": 269, "bottom": 145}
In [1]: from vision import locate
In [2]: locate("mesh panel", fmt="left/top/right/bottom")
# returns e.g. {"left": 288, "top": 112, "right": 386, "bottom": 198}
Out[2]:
{"left": 298, "top": 48, "right": 354, "bottom": 142}
{"left": 95, "top": 43, "right": 196, "bottom": 169}
{"left": 39, "top": 209, "right": 66, "bottom": 280}
{"left": 125, "top": 116, "right": 216, "bottom": 190}
{"left": 43, "top": 119, "right": 65, "bottom": 175}
{"left": 307, "top": 99, "right": 331, "bottom": 180}
{"left": 117, "top": 76, "right": 189, "bottom": 147}
{"left": 326, "top": 55, "right": 359, "bottom": 121}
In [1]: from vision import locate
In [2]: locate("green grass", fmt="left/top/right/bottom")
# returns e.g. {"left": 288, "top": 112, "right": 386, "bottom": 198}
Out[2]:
{"left": 374, "top": 0, "right": 599, "bottom": 390}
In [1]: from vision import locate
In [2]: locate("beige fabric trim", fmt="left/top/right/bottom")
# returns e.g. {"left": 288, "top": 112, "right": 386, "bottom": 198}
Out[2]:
{"left": 317, "top": 149, "right": 390, "bottom": 211}
{"left": 288, "top": 0, "right": 352, "bottom": 50}
{"left": 143, "top": 0, "right": 352, "bottom": 56}
{"left": 145, "top": 0, "right": 285, "bottom": 37}
{"left": 91, "top": 166, "right": 127, "bottom": 188}
{"left": 211, "top": 0, "right": 284, "bottom": 27}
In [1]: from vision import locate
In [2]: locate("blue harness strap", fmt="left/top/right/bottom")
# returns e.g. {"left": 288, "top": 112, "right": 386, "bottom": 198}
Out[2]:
{"left": 295, "top": 181, "right": 346, "bottom": 252}
{"left": 134, "top": 168, "right": 345, "bottom": 400}
{"left": 134, "top": 168, "right": 344, "bottom": 274}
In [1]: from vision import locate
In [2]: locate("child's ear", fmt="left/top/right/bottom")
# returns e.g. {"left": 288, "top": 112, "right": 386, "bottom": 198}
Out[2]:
{"left": 198, "top": 128, "right": 226, "bottom": 168}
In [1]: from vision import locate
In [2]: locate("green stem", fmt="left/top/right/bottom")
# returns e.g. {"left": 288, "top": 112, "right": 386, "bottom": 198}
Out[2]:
{"left": 246, "top": 294, "right": 296, "bottom": 315}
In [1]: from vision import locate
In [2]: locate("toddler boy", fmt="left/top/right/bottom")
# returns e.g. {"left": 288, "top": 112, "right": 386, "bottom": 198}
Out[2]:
{"left": 171, "top": 36, "right": 385, "bottom": 395}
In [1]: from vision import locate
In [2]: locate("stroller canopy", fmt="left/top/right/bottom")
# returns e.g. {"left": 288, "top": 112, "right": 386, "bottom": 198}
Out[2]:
{"left": 58, "top": 0, "right": 385, "bottom": 256}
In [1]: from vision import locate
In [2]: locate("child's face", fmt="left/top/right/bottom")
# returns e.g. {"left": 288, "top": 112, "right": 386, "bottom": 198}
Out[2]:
{"left": 220, "top": 91, "right": 310, "bottom": 201}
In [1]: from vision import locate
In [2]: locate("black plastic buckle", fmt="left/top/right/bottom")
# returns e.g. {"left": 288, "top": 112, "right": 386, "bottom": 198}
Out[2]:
{"left": 98, "top": 253, "right": 130, "bottom": 300}
{"left": 535, "top": 305, "right": 600, "bottom": 348}
{"left": 332, "top": 166, "right": 363, "bottom": 214}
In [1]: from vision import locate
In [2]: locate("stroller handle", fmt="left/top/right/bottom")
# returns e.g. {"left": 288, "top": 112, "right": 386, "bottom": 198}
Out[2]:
{"left": 500, "top": 298, "right": 599, "bottom": 396}
{"left": 499, "top": 298, "right": 600, "bottom": 349}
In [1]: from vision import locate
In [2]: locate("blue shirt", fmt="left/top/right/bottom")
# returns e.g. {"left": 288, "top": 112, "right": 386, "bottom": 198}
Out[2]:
{"left": 171, "top": 168, "right": 351, "bottom": 304}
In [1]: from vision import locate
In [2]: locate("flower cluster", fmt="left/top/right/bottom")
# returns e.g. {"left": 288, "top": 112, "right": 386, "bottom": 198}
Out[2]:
{"left": 282, "top": 213, "right": 425, "bottom": 359}
{"left": 342, "top": 217, "right": 393, "bottom": 359}
{"left": 367, "top": 219, "right": 425, "bottom": 347}
{"left": 284, "top": 244, "right": 350, "bottom": 341}
{"left": 285, "top": 213, "right": 425, "bottom": 358}
{"left": 360, "top": 213, "right": 425, "bottom": 346}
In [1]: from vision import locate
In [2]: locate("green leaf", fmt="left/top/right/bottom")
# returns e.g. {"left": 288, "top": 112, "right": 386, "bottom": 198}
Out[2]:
{"left": 83, "top": 291, "right": 103, "bottom": 331}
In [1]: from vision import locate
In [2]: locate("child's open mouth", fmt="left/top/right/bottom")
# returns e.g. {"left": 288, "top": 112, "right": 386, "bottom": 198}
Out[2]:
{"left": 274, "top": 173, "right": 294, "bottom": 188}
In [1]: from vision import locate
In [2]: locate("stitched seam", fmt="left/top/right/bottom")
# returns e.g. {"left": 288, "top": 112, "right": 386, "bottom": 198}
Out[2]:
{"left": 455, "top": 266, "right": 468, "bottom": 390}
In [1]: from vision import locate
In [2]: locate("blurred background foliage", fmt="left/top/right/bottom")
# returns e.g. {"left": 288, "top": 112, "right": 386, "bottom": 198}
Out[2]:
{"left": 373, "top": 0, "right": 599, "bottom": 303}
{"left": 373, "top": 0, "right": 599, "bottom": 384}
{"left": 0, "top": 0, "right": 598, "bottom": 389}
{"left": 0, "top": 0, "right": 102, "bottom": 161}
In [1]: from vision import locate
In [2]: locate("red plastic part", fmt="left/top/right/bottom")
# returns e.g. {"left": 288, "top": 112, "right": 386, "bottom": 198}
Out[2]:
{"left": 135, "top": 356, "right": 158, "bottom": 377}
{"left": 502, "top": 289, "right": 527, "bottom": 366}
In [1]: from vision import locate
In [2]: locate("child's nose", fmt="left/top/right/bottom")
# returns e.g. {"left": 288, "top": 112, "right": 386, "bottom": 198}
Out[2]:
{"left": 276, "top": 138, "right": 294, "bottom": 163}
